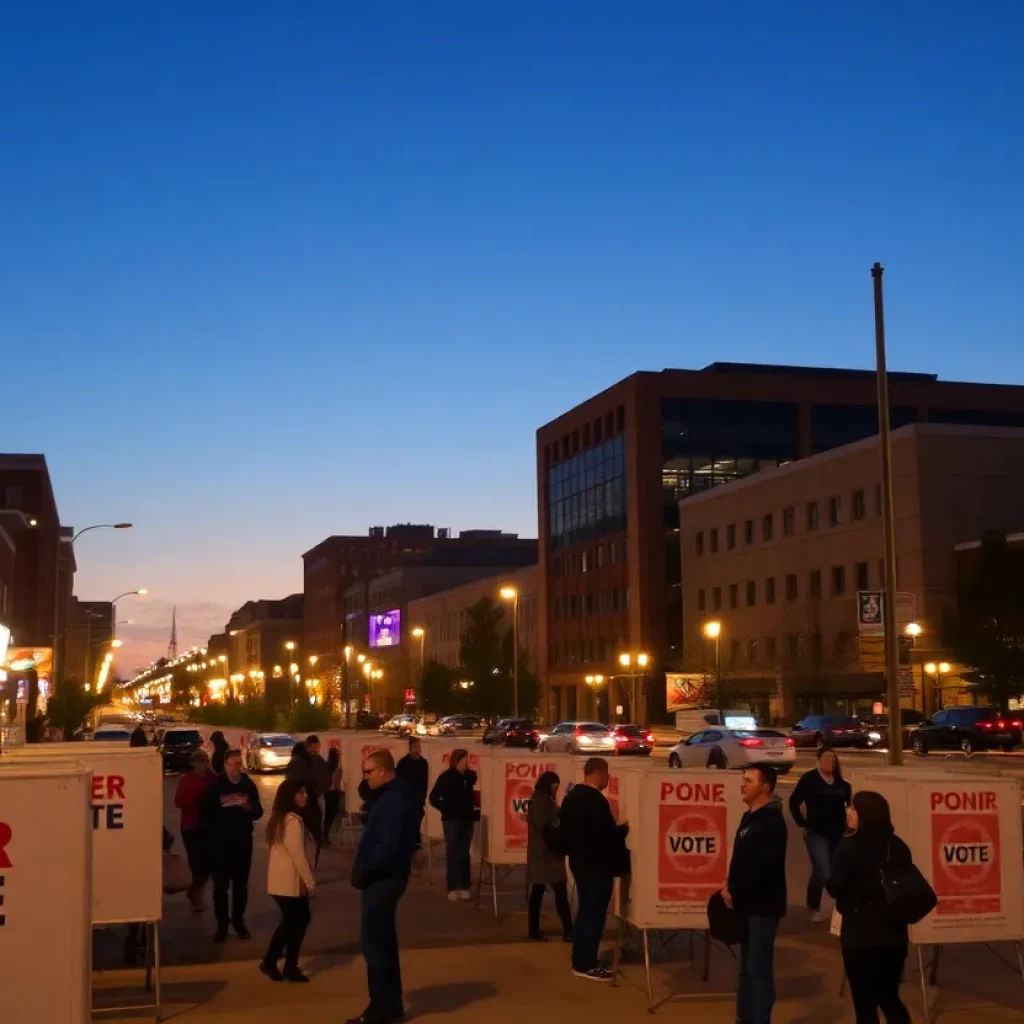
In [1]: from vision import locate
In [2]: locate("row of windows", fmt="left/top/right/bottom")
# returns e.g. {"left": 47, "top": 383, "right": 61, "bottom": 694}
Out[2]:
{"left": 548, "top": 434, "right": 627, "bottom": 549}
{"left": 708, "top": 631, "right": 858, "bottom": 669}
{"left": 551, "top": 586, "right": 630, "bottom": 620}
{"left": 551, "top": 539, "right": 626, "bottom": 577}
{"left": 697, "top": 561, "right": 876, "bottom": 612}
{"left": 549, "top": 635, "right": 630, "bottom": 668}
{"left": 662, "top": 456, "right": 791, "bottom": 505}
{"left": 695, "top": 485, "right": 883, "bottom": 557}
{"left": 545, "top": 405, "right": 626, "bottom": 467}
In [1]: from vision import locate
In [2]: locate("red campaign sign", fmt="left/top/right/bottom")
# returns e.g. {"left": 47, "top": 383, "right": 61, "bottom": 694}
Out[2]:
{"left": 503, "top": 761, "right": 559, "bottom": 850}
{"left": 930, "top": 789, "right": 1002, "bottom": 917}
{"left": 657, "top": 779, "right": 728, "bottom": 904}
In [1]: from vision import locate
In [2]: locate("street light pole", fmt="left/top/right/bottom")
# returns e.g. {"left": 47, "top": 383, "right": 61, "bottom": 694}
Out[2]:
{"left": 500, "top": 587, "right": 520, "bottom": 717}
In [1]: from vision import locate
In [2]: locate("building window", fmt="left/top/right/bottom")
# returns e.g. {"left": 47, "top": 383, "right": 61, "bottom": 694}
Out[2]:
{"left": 596, "top": 544, "right": 605, "bottom": 568}
{"left": 809, "top": 569, "right": 822, "bottom": 599}
{"left": 710, "top": 528, "right": 719, "bottom": 554}
{"left": 730, "top": 639, "right": 741, "bottom": 666}
{"left": 829, "top": 496, "right": 842, "bottom": 526}
{"left": 744, "top": 519, "right": 754, "bottom": 545}
{"left": 698, "top": 589, "right": 706, "bottom": 612}
{"left": 610, "top": 541, "right": 619, "bottom": 565}
{"left": 696, "top": 532, "right": 704, "bottom": 557}
{"left": 806, "top": 501, "right": 819, "bottom": 530}
{"left": 713, "top": 587, "right": 722, "bottom": 611}
{"left": 746, "top": 580, "right": 756, "bottom": 607}
{"left": 853, "top": 488, "right": 866, "bottom": 521}
{"left": 856, "top": 561, "right": 869, "bottom": 591}
{"left": 764, "top": 636, "right": 777, "bottom": 663}
{"left": 834, "top": 631, "right": 853, "bottom": 658}
{"left": 762, "top": 514, "right": 774, "bottom": 542}
{"left": 747, "top": 638, "right": 759, "bottom": 663}
{"left": 785, "top": 633, "right": 800, "bottom": 660}
{"left": 785, "top": 574, "right": 798, "bottom": 601}
{"left": 782, "top": 507, "right": 796, "bottom": 536}
{"left": 832, "top": 565, "right": 846, "bottom": 595}
{"left": 729, "top": 583, "right": 739, "bottom": 609}
{"left": 581, "top": 551, "right": 590, "bottom": 573}
{"left": 726, "top": 524, "right": 736, "bottom": 550}
{"left": 765, "top": 577, "right": 776, "bottom": 604}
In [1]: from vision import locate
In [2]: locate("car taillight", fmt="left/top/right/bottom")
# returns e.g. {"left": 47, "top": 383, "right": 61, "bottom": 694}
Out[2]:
{"left": 645, "top": 732, "right": 654, "bottom": 743}
{"left": 785, "top": 738, "right": 795, "bottom": 747}
{"left": 615, "top": 734, "right": 628, "bottom": 743}
{"left": 978, "top": 721, "right": 994, "bottom": 730}
{"left": 738, "top": 738, "right": 764, "bottom": 749}
{"left": 575, "top": 729, "right": 584, "bottom": 738}
{"left": 1011, "top": 720, "right": 1023, "bottom": 729}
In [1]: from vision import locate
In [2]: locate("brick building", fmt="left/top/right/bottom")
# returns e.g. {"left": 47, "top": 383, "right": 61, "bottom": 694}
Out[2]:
{"left": 536, "top": 363, "right": 1024, "bottom": 723}
{"left": 226, "top": 593, "right": 304, "bottom": 702}
{"left": 679, "top": 424, "right": 1024, "bottom": 722}
{"left": 63, "top": 599, "right": 114, "bottom": 689}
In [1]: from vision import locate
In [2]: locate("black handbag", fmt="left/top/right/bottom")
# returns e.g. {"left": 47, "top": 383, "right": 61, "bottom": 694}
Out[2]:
{"left": 879, "top": 844, "right": 937, "bottom": 925}
{"left": 707, "top": 890, "right": 745, "bottom": 945}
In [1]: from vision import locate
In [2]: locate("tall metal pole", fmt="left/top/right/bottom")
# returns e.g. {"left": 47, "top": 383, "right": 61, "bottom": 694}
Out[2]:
{"left": 512, "top": 593, "right": 520, "bottom": 718}
{"left": 873, "top": 262, "right": 903, "bottom": 768}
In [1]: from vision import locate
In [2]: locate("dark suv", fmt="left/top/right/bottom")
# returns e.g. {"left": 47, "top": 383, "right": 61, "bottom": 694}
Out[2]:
{"left": 790, "top": 715, "right": 868, "bottom": 749}
{"left": 482, "top": 718, "right": 539, "bottom": 748}
{"left": 912, "top": 706, "right": 1023, "bottom": 755}
{"left": 159, "top": 727, "right": 205, "bottom": 771}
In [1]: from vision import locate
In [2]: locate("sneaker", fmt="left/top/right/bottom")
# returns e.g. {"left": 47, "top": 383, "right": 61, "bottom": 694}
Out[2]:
{"left": 447, "top": 891, "right": 460, "bottom": 902}
{"left": 282, "top": 967, "right": 309, "bottom": 983}
{"left": 259, "top": 961, "right": 283, "bottom": 982}
{"left": 458, "top": 889, "right": 472, "bottom": 901}
{"left": 808, "top": 909, "right": 824, "bottom": 923}
{"left": 573, "top": 966, "right": 613, "bottom": 982}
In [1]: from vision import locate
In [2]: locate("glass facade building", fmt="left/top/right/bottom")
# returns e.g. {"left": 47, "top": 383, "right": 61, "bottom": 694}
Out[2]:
{"left": 547, "top": 434, "right": 625, "bottom": 550}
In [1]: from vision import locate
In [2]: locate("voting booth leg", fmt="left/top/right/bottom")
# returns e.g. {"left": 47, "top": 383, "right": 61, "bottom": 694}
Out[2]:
{"left": 1015, "top": 942, "right": 1024, "bottom": 993}
{"left": 642, "top": 928, "right": 655, "bottom": 1012}
{"left": 917, "top": 945, "right": 932, "bottom": 1024}
{"left": 153, "top": 923, "right": 163, "bottom": 1022}
{"left": 701, "top": 929, "right": 712, "bottom": 982}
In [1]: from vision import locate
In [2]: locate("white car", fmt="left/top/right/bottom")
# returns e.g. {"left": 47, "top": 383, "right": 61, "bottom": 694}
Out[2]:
{"left": 667, "top": 727, "right": 796, "bottom": 774}
{"left": 90, "top": 727, "right": 133, "bottom": 743}
{"left": 538, "top": 721, "right": 617, "bottom": 756}
{"left": 244, "top": 732, "right": 296, "bottom": 773}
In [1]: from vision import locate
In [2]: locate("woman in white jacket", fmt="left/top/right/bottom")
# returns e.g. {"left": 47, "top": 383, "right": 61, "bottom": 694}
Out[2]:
{"left": 260, "top": 779, "right": 316, "bottom": 982}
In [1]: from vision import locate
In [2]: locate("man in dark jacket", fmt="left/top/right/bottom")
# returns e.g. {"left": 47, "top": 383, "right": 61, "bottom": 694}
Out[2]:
{"left": 396, "top": 737, "right": 430, "bottom": 848}
{"left": 200, "top": 749, "right": 264, "bottom": 942}
{"left": 722, "top": 765, "right": 787, "bottom": 1024}
{"left": 349, "top": 749, "right": 419, "bottom": 1024}
{"left": 558, "top": 757, "right": 628, "bottom": 981}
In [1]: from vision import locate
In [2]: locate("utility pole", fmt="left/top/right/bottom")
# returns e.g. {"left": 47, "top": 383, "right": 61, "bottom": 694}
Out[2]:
{"left": 873, "top": 262, "right": 903, "bottom": 768}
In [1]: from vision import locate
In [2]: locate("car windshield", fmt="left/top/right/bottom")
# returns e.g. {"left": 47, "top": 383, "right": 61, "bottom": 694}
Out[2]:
{"left": 508, "top": 720, "right": 534, "bottom": 729}
{"left": 826, "top": 717, "right": 861, "bottom": 727}
{"left": 616, "top": 725, "right": 644, "bottom": 735}
{"left": 164, "top": 730, "right": 202, "bottom": 745}
{"left": 579, "top": 723, "right": 609, "bottom": 733}
{"left": 732, "top": 729, "right": 786, "bottom": 739}
{"left": 95, "top": 730, "right": 130, "bottom": 740}
{"left": 261, "top": 736, "right": 293, "bottom": 748}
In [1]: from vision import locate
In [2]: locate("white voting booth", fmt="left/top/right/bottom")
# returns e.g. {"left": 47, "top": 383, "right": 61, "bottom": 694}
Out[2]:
{"left": 2, "top": 745, "right": 165, "bottom": 1020}
{"left": 342, "top": 734, "right": 411, "bottom": 814}
{"left": 0, "top": 763, "right": 92, "bottom": 1024}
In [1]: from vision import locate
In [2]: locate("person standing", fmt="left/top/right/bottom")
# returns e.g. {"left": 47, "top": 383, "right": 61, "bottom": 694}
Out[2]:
{"left": 174, "top": 749, "right": 215, "bottom": 911}
{"left": 397, "top": 737, "right": 430, "bottom": 849}
{"left": 261, "top": 779, "right": 316, "bottom": 983}
{"left": 789, "top": 747, "right": 850, "bottom": 922}
{"left": 827, "top": 791, "right": 913, "bottom": 1024}
{"left": 559, "top": 757, "right": 628, "bottom": 981}
{"left": 428, "top": 748, "right": 477, "bottom": 900}
{"left": 526, "top": 770, "right": 573, "bottom": 942}
{"left": 201, "top": 749, "right": 264, "bottom": 943}
{"left": 721, "top": 766, "right": 787, "bottom": 1024}
{"left": 286, "top": 741, "right": 324, "bottom": 856}
{"left": 209, "top": 730, "right": 229, "bottom": 775}
{"left": 130, "top": 724, "right": 149, "bottom": 747}
{"left": 349, "top": 749, "right": 418, "bottom": 1024}
{"left": 322, "top": 746, "right": 343, "bottom": 846}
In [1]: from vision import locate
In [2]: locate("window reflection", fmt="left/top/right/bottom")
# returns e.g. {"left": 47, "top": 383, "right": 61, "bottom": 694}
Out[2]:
{"left": 547, "top": 434, "right": 625, "bottom": 549}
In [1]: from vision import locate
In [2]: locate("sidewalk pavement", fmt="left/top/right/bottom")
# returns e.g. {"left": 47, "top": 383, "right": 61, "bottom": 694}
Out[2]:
{"left": 97, "top": 927, "right": 1024, "bottom": 1023}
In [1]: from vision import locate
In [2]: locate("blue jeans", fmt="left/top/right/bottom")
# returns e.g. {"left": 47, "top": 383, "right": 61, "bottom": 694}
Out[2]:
{"left": 737, "top": 915, "right": 779, "bottom": 1024}
{"left": 572, "top": 873, "right": 613, "bottom": 972}
{"left": 804, "top": 831, "right": 841, "bottom": 911}
{"left": 360, "top": 875, "right": 408, "bottom": 1020}
{"left": 443, "top": 819, "right": 474, "bottom": 891}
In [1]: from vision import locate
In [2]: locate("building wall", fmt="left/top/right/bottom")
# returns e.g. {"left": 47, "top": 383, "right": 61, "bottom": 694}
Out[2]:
{"left": 678, "top": 424, "right": 1024, "bottom": 720}
{"left": 0, "top": 525, "right": 14, "bottom": 626}
{"left": 63, "top": 599, "right": 114, "bottom": 688}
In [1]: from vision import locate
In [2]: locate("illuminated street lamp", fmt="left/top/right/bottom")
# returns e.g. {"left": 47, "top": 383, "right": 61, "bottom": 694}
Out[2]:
{"left": 904, "top": 622, "right": 922, "bottom": 639}
{"left": 702, "top": 620, "right": 723, "bottom": 697}
{"left": 924, "top": 660, "right": 952, "bottom": 711}
{"left": 585, "top": 673, "right": 606, "bottom": 722}
{"left": 617, "top": 651, "right": 651, "bottom": 724}
{"left": 411, "top": 627, "right": 426, "bottom": 672}
{"left": 500, "top": 586, "right": 520, "bottom": 716}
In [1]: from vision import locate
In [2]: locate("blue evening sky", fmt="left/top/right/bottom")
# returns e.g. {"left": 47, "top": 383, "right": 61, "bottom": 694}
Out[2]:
{"left": 2, "top": 2, "right": 1022, "bottom": 669}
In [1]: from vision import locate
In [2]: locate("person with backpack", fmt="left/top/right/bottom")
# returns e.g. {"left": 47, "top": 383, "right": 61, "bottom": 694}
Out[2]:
{"left": 826, "top": 790, "right": 926, "bottom": 1024}
{"left": 526, "top": 770, "right": 573, "bottom": 942}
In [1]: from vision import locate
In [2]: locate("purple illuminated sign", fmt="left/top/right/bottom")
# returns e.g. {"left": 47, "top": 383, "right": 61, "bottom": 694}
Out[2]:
{"left": 369, "top": 609, "right": 401, "bottom": 648}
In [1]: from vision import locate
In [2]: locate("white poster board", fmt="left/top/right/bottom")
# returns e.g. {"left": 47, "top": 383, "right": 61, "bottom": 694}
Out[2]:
{"left": 2, "top": 746, "right": 164, "bottom": 924}
{"left": 342, "top": 735, "right": 412, "bottom": 814}
{"left": 849, "top": 769, "right": 1024, "bottom": 945}
{"left": 623, "top": 768, "right": 746, "bottom": 930}
{"left": 0, "top": 763, "right": 92, "bottom": 1024}
{"left": 566, "top": 756, "right": 649, "bottom": 823}
{"left": 424, "top": 743, "right": 487, "bottom": 841}
{"left": 480, "top": 751, "right": 572, "bottom": 865}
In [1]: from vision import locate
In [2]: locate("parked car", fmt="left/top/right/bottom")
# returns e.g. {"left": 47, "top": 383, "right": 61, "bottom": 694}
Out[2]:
{"left": 789, "top": 715, "right": 869, "bottom": 749}
{"left": 482, "top": 718, "right": 540, "bottom": 749}
{"left": 432, "top": 714, "right": 486, "bottom": 737}
{"left": 356, "top": 710, "right": 388, "bottom": 730}
{"left": 379, "top": 714, "right": 418, "bottom": 736}
{"left": 863, "top": 709, "right": 925, "bottom": 749}
{"left": 159, "top": 727, "right": 205, "bottom": 771}
{"left": 610, "top": 723, "right": 655, "bottom": 756}
{"left": 912, "top": 706, "right": 1023, "bottom": 755}
{"left": 668, "top": 728, "right": 796, "bottom": 773}
{"left": 538, "top": 721, "right": 616, "bottom": 755}
{"left": 89, "top": 727, "right": 133, "bottom": 744}
{"left": 244, "top": 732, "right": 296, "bottom": 773}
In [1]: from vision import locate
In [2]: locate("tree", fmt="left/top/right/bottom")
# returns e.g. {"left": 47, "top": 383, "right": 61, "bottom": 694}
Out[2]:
{"left": 420, "top": 659, "right": 464, "bottom": 715}
{"left": 944, "top": 532, "right": 1024, "bottom": 712}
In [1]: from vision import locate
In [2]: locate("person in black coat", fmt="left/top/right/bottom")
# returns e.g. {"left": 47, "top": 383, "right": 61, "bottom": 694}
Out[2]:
{"left": 789, "top": 747, "right": 851, "bottom": 921}
{"left": 428, "top": 748, "right": 477, "bottom": 899}
{"left": 826, "top": 790, "right": 912, "bottom": 1024}
{"left": 722, "top": 765, "right": 787, "bottom": 1024}
{"left": 209, "top": 730, "right": 229, "bottom": 775}
{"left": 130, "top": 725, "right": 149, "bottom": 747}
{"left": 396, "top": 737, "right": 430, "bottom": 848}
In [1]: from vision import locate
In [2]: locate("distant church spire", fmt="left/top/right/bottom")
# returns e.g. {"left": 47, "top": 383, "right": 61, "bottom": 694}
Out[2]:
{"left": 168, "top": 605, "right": 178, "bottom": 659}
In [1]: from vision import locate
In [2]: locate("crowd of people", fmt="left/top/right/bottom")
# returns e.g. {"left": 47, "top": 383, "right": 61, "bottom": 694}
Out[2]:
{"left": 167, "top": 735, "right": 929, "bottom": 1024}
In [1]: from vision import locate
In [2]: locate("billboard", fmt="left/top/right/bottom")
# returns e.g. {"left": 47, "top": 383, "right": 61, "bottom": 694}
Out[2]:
{"left": 369, "top": 609, "right": 401, "bottom": 648}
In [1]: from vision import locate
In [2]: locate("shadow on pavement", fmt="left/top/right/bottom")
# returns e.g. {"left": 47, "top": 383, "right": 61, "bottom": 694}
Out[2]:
{"left": 406, "top": 981, "right": 500, "bottom": 1017}
{"left": 92, "top": 979, "right": 226, "bottom": 1021}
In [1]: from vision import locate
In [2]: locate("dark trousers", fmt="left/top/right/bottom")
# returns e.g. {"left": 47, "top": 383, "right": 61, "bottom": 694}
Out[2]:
{"left": 528, "top": 881, "right": 573, "bottom": 938}
{"left": 181, "top": 828, "right": 210, "bottom": 889}
{"left": 211, "top": 833, "right": 253, "bottom": 927}
{"left": 360, "top": 876, "right": 408, "bottom": 1021}
{"left": 442, "top": 819, "right": 473, "bottom": 891}
{"left": 263, "top": 895, "right": 311, "bottom": 971}
{"left": 572, "top": 873, "right": 613, "bottom": 972}
{"left": 805, "top": 831, "right": 841, "bottom": 911}
{"left": 737, "top": 915, "right": 779, "bottom": 1024}
{"left": 323, "top": 791, "right": 342, "bottom": 838}
{"left": 843, "top": 944, "right": 911, "bottom": 1024}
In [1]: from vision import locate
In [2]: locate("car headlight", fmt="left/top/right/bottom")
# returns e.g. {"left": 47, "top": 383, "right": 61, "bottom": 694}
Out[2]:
{"left": 868, "top": 732, "right": 882, "bottom": 742}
